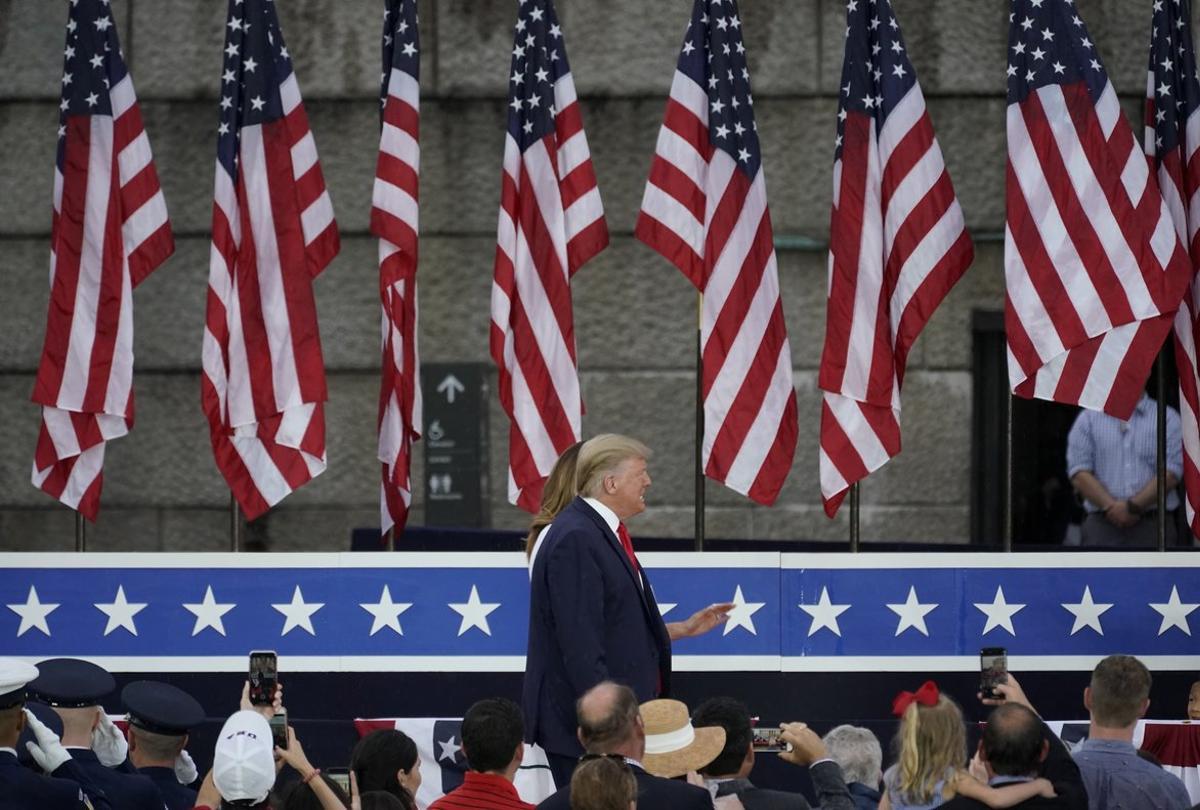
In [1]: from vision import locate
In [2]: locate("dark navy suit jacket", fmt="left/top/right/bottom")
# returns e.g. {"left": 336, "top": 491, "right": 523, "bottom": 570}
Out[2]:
{"left": 70, "top": 750, "right": 164, "bottom": 810}
{"left": 523, "top": 497, "right": 672, "bottom": 757}
{"left": 139, "top": 765, "right": 196, "bottom": 810}
{"left": 0, "top": 749, "right": 112, "bottom": 810}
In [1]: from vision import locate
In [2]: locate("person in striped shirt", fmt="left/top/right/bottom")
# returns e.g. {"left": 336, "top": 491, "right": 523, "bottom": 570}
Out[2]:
{"left": 1065, "top": 393, "right": 1182, "bottom": 546}
{"left": 428, "top": 698, "right": 534, "bottom": 810}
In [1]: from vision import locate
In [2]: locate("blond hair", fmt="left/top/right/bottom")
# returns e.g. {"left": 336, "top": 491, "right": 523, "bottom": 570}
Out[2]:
{"left": 895, "top": 695, "right": 965, "bottom": 804}
{"left": 575, "top": 434, "right": 651, "bottom": 498}
{"left": 524, "top": 441, "right": 583, "bottom": 558}
{"left": 570, "top": 756, "right": 637, "bottom": 810}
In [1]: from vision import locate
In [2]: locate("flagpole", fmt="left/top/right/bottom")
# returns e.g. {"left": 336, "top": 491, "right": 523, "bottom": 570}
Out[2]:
{"left": 386, "top": 527, "right": 396, "bottom": 552}
{"left": 74, "top": 512, "right": 86, "bottom": 552}
{"left": 1156, "top": 354, "right": 1167, "bottom": 551}
{"left": 695, "top": 291, "right": 706, "bottom": 552}
{"left": 230, "top": 495, "right": 241, "bottom": 552}
{"left": 848, "top": 483, "right": 860, "bottom": 552}
{"left": 1004, "top": 393, "right": 1013, "bottom": 552}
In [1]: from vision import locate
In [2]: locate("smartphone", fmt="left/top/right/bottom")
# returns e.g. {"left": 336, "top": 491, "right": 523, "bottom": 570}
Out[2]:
{"left": 750, "top": 726, "right": 787, "bottom": 752}
{"left": 269, "top": 709, "right": 288, "bottom": 750}
{"left": 248, "top": 650, "right": 277, "bottom": 706}
{"left": 326, "top": 768, "right": 350, "bottom": 794}
{"left": 980, "top": 646, "right": 1008, "bottom": 699}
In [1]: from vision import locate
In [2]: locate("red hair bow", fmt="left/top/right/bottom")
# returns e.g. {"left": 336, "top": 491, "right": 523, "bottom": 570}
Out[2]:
{"left": 892, "top": 680, "right": 940, "bottom": 717}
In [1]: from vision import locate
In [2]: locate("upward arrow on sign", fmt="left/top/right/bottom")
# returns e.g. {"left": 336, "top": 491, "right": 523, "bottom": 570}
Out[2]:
{"left": 437, "top": 375, "right": 465, "bottom": 404}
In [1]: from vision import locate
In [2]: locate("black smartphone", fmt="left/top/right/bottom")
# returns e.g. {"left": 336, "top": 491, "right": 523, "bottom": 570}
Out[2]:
{"left": 980, "top": 647, "right": 1008, "bottom": 699}
{"left": 248, "top": 650, "right": 278, "bottom": 706}
{"left": 269, "top": 709, "right": 288, "bottom": 750}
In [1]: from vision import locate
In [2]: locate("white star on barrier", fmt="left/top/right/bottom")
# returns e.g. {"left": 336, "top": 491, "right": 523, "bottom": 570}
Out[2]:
{"left": 887, "top": 586, "right": 938, "bottom": 637}
{"left": 723, "top": 585, "right": 766, "bottom": 636}
{"left": 799, "top": 586, "right": 850, "bottom": 637}
{"left": 7, "top": 586, "right": 59, "bottom": 637}
{"left": 183, "top": 586, "right": 236, "bottom": 637}
{"left": 272, "top": 586, "right": 324, "bottom": 636}
{"left": 95, "top": 585, "right": 147, "bottom": 637}
{"left": 360, "top": 585, "right": 412, "bottom": 636}
{"left": 1149, "top": 585, "right": 1199, "bottom": 636}
{"left": 1061, "top": 586, "right": 1112, "bottom": 636}
{"left": 974, "top": 586, "right": 1026, "bottom": 636}
{"left": 449, "top": 585, "right": 500, "bottom": 637}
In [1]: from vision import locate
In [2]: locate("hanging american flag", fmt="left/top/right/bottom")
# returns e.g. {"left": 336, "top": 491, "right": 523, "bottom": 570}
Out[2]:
{"left": 202, "top": 0, "right": 339, "bottom": 520}
{"left": 636, "top": 0, "right": 797, "bottom": 504}
{"left": 491, "top": 0, "right": 607, "bottom": 512}
{"left": 817, "top": 0, "right": 974, "bottom": 516}
{"left": 373, "top": 0, "right": 422, "bottom": 538}
{"left": 31, "top": 0, "right": 174, "bottom": 519}
{"left": 1145, "top": 0, "right": 1200, "bottom": 539}
{"left": 1005, "top": 0, "right": 1190, "bottom": 421}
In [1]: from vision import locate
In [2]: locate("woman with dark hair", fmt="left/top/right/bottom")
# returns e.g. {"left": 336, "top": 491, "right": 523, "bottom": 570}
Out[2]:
{"left": 350, "top": 729, "right": 420, "bottom": 809}
{"left": 359, "top": 792, "right": 408, "bottom": 810}
{"left": 525, "top": 441, "right": 584, "bottom": 570}
{"left": 278, "top": 775, "right": 351, "bottom": 810}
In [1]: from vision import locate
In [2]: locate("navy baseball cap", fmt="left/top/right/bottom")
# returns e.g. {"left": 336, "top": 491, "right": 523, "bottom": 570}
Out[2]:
{"left": 27, "top": 658, "right": 115, "bottom": 708}
{"left": 122, "top": 681, "right": 205, "bottom": 736}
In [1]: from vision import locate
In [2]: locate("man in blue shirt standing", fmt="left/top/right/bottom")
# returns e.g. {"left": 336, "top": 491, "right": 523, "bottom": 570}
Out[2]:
{"left": 1066, "top": 393, "right": 1182, "bottom": 546}
{"left": 1072, "top": 655, "right": 1192, "bottom": 810}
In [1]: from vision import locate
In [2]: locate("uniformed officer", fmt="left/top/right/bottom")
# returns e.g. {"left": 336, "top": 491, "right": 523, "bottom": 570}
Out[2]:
{"left": 27, "top": 658, "right": 165, "bottom": 810}
{"left": 17, "top": 701, "right": 63, "bottom": 770}
{"left": 122, "top": 681, "right": 206, "bottom": 810}
{"left": 0, "top": 658, "right": 112, "bottom": 810}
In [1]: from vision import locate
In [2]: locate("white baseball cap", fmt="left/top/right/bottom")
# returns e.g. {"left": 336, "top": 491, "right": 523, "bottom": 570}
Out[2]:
{"left": 213, "top": 710, "right": 275, "bottom": 802}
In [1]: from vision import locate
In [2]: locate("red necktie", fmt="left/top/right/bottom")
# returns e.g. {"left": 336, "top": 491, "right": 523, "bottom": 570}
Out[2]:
{"left": 616, "top": 523, "right": 639, "bottom": 571}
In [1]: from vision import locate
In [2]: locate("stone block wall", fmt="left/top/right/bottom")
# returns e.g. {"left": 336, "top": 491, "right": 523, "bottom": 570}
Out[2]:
{"left": 0, "top": 0, "right": 1183, "bottom": 550}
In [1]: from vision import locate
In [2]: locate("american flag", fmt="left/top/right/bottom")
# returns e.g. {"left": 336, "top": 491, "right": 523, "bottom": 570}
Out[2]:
{"left": 636, "top": 0, "right": 798, "bottom": 505}
{"left": 373, "top": 0, "right": 422, "bottom": 537}
{"left": 1145, "top": 0, "right": 1200, "bottom": 539}
{"left": 491, "top": 0, "right": 607, "bottom": 512}
{"left": 817, "top": 0, "right": 973, "bottom": 516}
{"left": 1005, "top": 0, "right": 1190, "bottom": 421}
{"left": 202, "top": 0, "right": 339, "bottom": 520}
{"left": 31, "top": 0, "right": 174, "bottom": 519}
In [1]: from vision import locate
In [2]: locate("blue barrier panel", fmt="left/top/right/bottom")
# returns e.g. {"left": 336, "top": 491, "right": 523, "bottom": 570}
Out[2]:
{"left": 0, "top": 552, "right": 1196, "bottom": 672}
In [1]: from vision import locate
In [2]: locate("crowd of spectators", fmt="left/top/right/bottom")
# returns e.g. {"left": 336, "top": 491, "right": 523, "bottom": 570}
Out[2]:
{"left": 0, "top": 655, "right": 1197, "bottom": 810}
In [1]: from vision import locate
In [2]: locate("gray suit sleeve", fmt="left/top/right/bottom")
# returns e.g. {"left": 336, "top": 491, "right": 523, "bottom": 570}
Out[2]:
{"left": 807, "top": 761, "right": 855, "bottom": 810}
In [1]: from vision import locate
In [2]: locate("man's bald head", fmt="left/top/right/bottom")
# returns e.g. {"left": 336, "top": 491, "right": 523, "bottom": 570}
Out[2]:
{"left": 981, "top": 703, "right": 1047, "bottom": 778}
{"left": 576, "top": 682, "right": 641, "bottom": 755}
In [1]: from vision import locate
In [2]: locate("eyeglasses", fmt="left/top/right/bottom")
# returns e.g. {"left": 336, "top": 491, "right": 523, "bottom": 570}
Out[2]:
{"left": 578, "top": 753, "right": 628, "bottom": 765}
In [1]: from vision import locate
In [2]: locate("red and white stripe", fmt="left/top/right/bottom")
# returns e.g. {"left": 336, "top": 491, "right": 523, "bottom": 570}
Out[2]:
{"left": 636, "top": 73, "right": 798, "bottom": 505}
{"left": 202, "top": 72, "right": 339, "bottom": 520}
{"left": 372, "top": 63, "right": 422, "bottom": 536}
{"left": 818, "top": 83, "right": 974, "bottom": 516}
{"left": 491, "top": 71, "right": 607, "bottom": 512}
{"left": 1006, "top": 78, "right": 1190, "bottom": 420}
{"left": 1146, "top": 76, "right": 1200, "bottom": 539}
{"left": 32, "top": 72, "right": 174, "bottom": 519}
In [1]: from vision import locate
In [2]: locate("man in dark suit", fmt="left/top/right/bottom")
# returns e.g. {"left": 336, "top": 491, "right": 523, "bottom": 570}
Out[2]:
{"left": 692, "top": 696, "right": 855, "bottom": 810}
{"left": 940, "top": 702, "right": 1086, "bottom": 810}
{"left": 536, "top": 682, "right": 713, "bottom": 810}
{"left": 0, "top": 658, "right": 112, "bottom": 810}
{"left": 524, "top": 434, "right": 731, "bottom": 787}
{"left": 28, "top": 658, "right": 165, "bottom": 810}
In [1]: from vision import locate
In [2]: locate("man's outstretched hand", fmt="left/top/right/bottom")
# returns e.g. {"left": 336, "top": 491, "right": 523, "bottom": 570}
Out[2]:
{"left": 668, "top": 602, "right": 734, "bottom": 640}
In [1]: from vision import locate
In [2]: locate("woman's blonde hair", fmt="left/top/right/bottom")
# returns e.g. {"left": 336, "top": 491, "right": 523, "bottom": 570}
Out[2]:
{"left": 569, "top": 756, "right": 637, "bottom": 810}
{"left": 894, "top": 694, "right": 966, "bottom": 804}
{"left": 524, "top": 442, "right": 584, "bottom": 558}
{"left": 575, "top": 434, "right": 651, "bottom": 498}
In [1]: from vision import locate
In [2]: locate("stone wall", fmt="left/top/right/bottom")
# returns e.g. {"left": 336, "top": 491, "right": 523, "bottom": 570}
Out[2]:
{"left": 0, "top": 0, "right": 1182, "bottom": 550}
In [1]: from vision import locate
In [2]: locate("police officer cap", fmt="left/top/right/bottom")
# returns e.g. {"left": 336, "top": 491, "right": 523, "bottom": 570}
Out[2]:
{"left": 27, "top": 658, "right": 115, "bottom": 708}
{"left": 17, "top": 703, "right": 63, "bottom": 768}
{"left": 121, "top": 681, "right": 205, "bottom": 736}
{"left": 0, "top": 658, "right": 38, "bottom": 709}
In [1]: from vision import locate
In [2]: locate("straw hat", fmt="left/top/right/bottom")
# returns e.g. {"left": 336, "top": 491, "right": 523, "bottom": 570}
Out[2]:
{"left": 639, "top": 699, "right": 726, "bottom": 778}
